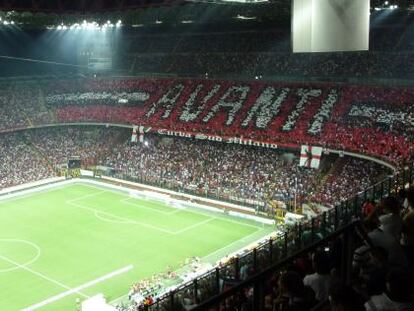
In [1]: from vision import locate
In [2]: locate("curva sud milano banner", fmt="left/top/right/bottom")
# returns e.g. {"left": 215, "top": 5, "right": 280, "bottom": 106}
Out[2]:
{"left": 133, "top": 126, "right": 280, "bottom": 149}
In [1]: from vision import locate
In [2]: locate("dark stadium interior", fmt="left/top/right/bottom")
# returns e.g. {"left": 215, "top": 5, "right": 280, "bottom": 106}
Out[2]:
{"left": 0, "top": 1, "right": 414, "bottom": 311}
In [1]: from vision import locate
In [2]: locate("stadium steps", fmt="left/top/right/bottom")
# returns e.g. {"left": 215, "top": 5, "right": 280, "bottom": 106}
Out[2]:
{"left": 322, "top": 156, "right": 347, "bottom": 185}
{"left": 329, "top": 156, "right": 347, "bottom": 176}
{"left": 22, "top": 133, "right": 55, "bottom": 172}
{"left": 129, "top": 56, "right": 137, "bottom": 73}
{"left": 314, "top": 155, "right": 346, "bottom": 195}
{"left": 38, "top": 88, "right": 58, "bottom": 122}
{"left": 82, "top": 129, "right": 127, "bottom": 167}
{"left": 12, "top": 93, "right": 34, "bottom": 126}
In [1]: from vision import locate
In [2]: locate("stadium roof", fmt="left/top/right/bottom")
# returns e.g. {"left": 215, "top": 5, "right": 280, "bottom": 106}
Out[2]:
{"left": 0, "top": 0, "right": 411, "bottom": 13}
{"left": 0, "top": 0, "right": 411, "bottom": 29}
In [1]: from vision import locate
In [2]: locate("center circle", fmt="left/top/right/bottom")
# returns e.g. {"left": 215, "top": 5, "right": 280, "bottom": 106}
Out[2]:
{"left": 0, "top": 239, "right": 41, "bottom": 273}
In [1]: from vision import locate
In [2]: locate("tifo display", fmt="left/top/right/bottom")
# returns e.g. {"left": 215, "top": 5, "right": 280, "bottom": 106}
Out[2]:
{"left": 1, "top": 3, "right": 414, "bottom": 310}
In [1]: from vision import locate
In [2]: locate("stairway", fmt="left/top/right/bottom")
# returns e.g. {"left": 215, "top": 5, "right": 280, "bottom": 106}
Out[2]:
{"left": 21, "top": 132, "right": 55, "bottom": 173}
{"left": 38, "top": 88, "right": 58, "bottom": 123}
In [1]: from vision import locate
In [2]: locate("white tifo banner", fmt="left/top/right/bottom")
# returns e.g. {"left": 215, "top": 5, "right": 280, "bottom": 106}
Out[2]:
{"left": 131, "top": 125, "right": 138, "bottom": 143}
{"left": 299, "top": 145, "right": 323, "bottom": 169}
{"left": 292, "top": 0, "right": 370, "bottom": 52}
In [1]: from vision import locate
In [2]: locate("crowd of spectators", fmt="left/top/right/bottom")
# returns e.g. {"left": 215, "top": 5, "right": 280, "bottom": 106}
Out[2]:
{"left": 311, "top": 157, "right": 388, "bottom": 207}
{"left": 350, "top": 189, "right": 414, "bottom": 311}
{"left": 0, "top": 132, "right": 54, "bottom": 189}
{"left": 0, "top": 126, "right": 410, "bottom": 311}
{"left": 0, "top": 14, "right": 413, "bottom": 311}
{"left": 119, "top": 189, "right": 414, "bottom": 311}
{"left": 26, "top": 127, "right": 123, "bottom": 167}
{"left": 0, "top": 125, "right": 390, "bottom": 210}
{"left": 0, "top": 78, "right": 413, "bottom": 165}
{"left": 129, "top": 51, "right": 414, "bottom": 80}
{"left": 49, "top": 79, "right": 414, "bottom": 164}
{"left": 0, "top": 127, "right": 122, "bottom": 190}
{"left": 0, "top": 85, "right": 32, "bottom": 130}
{"left": 99, "top": 134, "right": 389, "bottom": 209}
{"left": 119, "top": 18, "right": 414, "bottom": 80}
{"left": 133, "top": 189, "right": 414, "bottom": 311}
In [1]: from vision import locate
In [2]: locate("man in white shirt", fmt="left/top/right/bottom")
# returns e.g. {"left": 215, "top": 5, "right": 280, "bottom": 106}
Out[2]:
{"left": 379, "top": 196, "right": 403, "bottom": 241}
{"left": 303, "top": 250, "right": 332, "bottom": 302}
{"left": 365, "top": 269, "right": 414, "bottom": 311}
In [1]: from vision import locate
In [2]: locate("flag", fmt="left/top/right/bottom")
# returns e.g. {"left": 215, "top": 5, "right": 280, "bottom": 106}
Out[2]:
{"left": 299, "top": 145, "right": 322, "bottom": 169}
{"left": 138, "top": 126, "right": 145, "bottom": 143}
{"left": 131, "top": 125, "right": 151, "bottom": 143}
{"left": 131, "top": 125, "right": 138, "bottom": 143}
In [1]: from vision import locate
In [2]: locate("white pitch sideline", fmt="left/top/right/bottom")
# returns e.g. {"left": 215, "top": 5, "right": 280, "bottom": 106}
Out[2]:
{"left": 22, "top": 264, "right": 134, "bottom": 311}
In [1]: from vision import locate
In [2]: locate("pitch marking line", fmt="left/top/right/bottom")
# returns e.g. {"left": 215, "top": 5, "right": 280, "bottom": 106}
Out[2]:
{"left": 70, "top": 199, "right": 215, "bottom": 235}
{"left": 174, "top": 217, "right": 216, "bottom": 235}
{"left": 0, "top": 184, "right": 81, "bottom": 205}
{"left": 0, "top": 253, "right": 89, "bottom": 299}
{"left": 66, "top": 190, "right": 107, "bottom": 204}
{"left": 176, "top": 206, "right": 262, "bottom": 229}
{"left": 94, "top": 210, "right": 131, "bottom": 224}
{"left": 109, "top": 227, "right": 268, "bottom": 305}
{"left": 22, "top": 265, "right": 134, "bottom": 311}
{"left": 0, "top": 239, "right": 41, "bottom": 273}
{"left": 202, "top": 227, "right": 263, "bottom": 262}
{"left": 121, "top": 198, "right": 181, "bottom": 215}
{"left": 67, "top": 201, "right": 176, "bottom": 234}
{"left": 72, "top": 183, "right": 266, "bottom": 230}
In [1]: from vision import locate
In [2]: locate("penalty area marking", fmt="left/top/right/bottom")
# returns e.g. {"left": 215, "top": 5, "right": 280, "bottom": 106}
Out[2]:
{"left": 22, "top": 264, "right": 134, "bottom": 311}
{"left": 94, "top": 210, "right": 131, "bottom": 224}
{"left": 67, "top": 200, "right": 176, "bottom": 234}
{"left": 121, "top": 198, "right": 182, "bottom": 216}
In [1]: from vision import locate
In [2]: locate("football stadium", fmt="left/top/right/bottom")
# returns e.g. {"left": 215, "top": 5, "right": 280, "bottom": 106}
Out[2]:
{"left": 0, "top": 1, "right": 413, "bottom": 311}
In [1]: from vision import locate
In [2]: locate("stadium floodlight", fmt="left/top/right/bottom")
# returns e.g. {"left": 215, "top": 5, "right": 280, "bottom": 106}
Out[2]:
{"left": 384, "top": 1, "right": 389, "bottom": 4}
{"left": 49, "top": 20, "right": 120, "bottom": 31}
{"left": 236, "top": 14, "right": 257, "bottom": 20}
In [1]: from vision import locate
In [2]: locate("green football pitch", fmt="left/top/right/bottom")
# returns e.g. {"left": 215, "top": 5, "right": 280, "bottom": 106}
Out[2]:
{"left": 0, "top": 182, "right": 274, "bottom": 311}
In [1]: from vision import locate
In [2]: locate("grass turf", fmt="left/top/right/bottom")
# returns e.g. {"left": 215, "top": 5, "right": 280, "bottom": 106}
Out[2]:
{"left": 0, "top": 182, "right": 274, "bottom": 311}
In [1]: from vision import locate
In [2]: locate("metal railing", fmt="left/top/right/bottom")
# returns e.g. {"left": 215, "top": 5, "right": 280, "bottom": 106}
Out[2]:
{"left": 134, "top": 165, "right": 413, "bottom": 311}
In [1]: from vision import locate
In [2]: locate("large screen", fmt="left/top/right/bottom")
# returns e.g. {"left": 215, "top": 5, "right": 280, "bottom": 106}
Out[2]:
{"left": 292, "top": 0, "right": 370, "bottom": 53}
{"left": 68, "top": 159, "right": 81, "bottom": 169}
